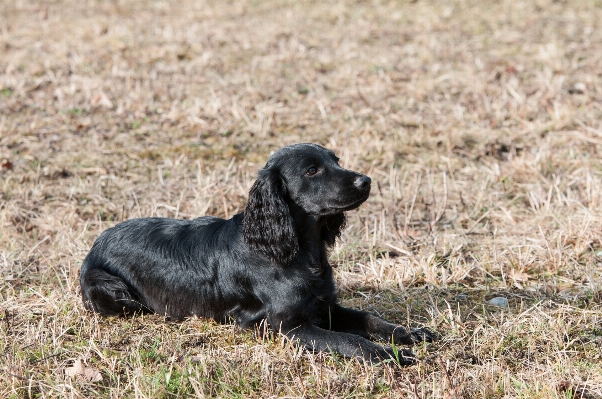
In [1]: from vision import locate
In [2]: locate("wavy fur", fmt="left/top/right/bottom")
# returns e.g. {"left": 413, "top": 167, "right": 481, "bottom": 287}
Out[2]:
{"left": 242, "top": 168, "right": 298, "bottom": 265}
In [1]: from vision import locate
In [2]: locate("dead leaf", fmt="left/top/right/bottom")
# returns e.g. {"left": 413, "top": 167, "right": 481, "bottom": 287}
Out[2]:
{"left": 557, "top": 381, "right": 595, "bottom": 399}
{"left": 508, "top": 268, "right": 529, "bottom": 282}
{"left": 90, "top": 90, "right": 113, "bottom": 108}
{"left": 64, "top": 359, "right": 103, "bottom": 382}
{"left": 190, "top": 354, "right": 205, "bottom": 363}
{"left": 1, "top": 158, "right": 13, "bottom": 171}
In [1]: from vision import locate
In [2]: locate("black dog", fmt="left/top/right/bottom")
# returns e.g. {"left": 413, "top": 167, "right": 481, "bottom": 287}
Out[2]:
{"left": 80, "top": 143, "right": 434, "bottom": 363}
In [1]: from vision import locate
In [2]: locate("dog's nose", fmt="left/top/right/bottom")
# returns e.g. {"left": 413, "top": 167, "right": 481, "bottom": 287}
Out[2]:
{"left": 354, "top": 175, "right": 371, "bottom": 190}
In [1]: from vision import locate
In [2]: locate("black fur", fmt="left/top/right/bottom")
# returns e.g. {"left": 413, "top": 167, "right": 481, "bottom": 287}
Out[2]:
{"left": 79, "top": 143, "right": 434, "bottom": 363}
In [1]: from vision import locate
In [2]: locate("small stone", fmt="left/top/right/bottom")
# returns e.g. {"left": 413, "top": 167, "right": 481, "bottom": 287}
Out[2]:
{"left": 595, "top": 251, "right": 602, "bottom": 258}
{"left": 568, "top": 82, "right": 587, "bottom": 95}
{"left": 488, "top": 297, "right": 509, "bottom": 308}
{"left": 456, "top": 294, "right": 469, "bottom": 301}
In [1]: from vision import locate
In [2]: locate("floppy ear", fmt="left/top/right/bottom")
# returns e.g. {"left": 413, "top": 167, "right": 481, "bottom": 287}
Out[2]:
{"left": 243, "top": 168, "right": 299, "bottom": 265}
{"left": 321, "top": 213, "right": 346, "bottom": 247}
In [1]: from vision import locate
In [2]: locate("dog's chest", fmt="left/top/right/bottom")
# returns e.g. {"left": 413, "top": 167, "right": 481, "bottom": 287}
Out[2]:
{"left": 306, "top": 259, "right": 335, "bottom": 297}
{"left": 305, "top": 250, "right": 333, "bottom": 279}
{"left": 309, "top": 261, "right": 326, "bottom": 277}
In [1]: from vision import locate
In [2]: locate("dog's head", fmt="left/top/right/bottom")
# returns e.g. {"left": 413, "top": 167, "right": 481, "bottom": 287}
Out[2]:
{"left": 243, "top": 143, "right": 371, "bottom": 265}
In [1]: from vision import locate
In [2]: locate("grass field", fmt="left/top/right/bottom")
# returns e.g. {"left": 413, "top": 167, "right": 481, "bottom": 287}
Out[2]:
{"left": 1, "top": 0, "right": 602, "bottom": 397}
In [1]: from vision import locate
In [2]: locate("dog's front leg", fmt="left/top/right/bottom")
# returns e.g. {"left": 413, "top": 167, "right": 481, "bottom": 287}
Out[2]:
{"left": 283, "top": 323, "right": 415, "bottom": 364}
{"left": 327, "top": 305, "right": 436, "bottom": 345}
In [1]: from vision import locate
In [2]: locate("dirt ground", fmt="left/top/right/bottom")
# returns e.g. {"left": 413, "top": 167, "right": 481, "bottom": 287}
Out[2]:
{"left": 1, "top": 0, "right": 602, "bottom": 397}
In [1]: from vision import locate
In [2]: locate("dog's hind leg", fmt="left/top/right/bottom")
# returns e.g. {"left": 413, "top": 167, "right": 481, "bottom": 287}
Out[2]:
{"left": 80, "top": 268, "right": 147, "bottom": 316}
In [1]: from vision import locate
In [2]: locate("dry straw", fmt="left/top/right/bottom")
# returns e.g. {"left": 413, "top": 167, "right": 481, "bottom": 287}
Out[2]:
{"left": 1, "top": 0, "right": 601, "bottom": 397}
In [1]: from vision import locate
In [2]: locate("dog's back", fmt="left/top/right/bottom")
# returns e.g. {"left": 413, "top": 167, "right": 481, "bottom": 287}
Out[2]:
{"left": 80, "top": 215, "right": 229, "bottom": 319}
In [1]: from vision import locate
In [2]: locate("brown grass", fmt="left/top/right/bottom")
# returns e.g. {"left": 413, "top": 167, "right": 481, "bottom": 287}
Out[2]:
{"left": 1, "top": 0, "right": 602, "bottom": 397}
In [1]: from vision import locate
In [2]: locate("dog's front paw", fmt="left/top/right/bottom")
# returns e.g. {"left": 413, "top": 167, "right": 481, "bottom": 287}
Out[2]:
{"left": 378, "top": 347, "right": 417, "bottom": 366}
{"left": 393, "top": 326, "right": 437, "bottom": 345}
{"left": 409, "top": 327, "right": 437, "bottom": 343}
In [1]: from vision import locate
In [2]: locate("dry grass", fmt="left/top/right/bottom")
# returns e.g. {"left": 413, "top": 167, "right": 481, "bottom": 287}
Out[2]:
{"left": 1, "top": 0, "right": 602, "bottom": 397}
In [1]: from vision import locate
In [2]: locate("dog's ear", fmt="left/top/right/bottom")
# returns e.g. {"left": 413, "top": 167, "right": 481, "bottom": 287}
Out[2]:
{"left": 243, "top": 168, "right": 298, "bottom": 265}
{"left": 321, "top": 213, "right": 346, "bottom": 247}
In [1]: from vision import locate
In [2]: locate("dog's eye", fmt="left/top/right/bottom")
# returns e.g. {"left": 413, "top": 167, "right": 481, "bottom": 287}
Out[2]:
{"left": 306, "top": 166, "right": 318, "bottom": 176}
